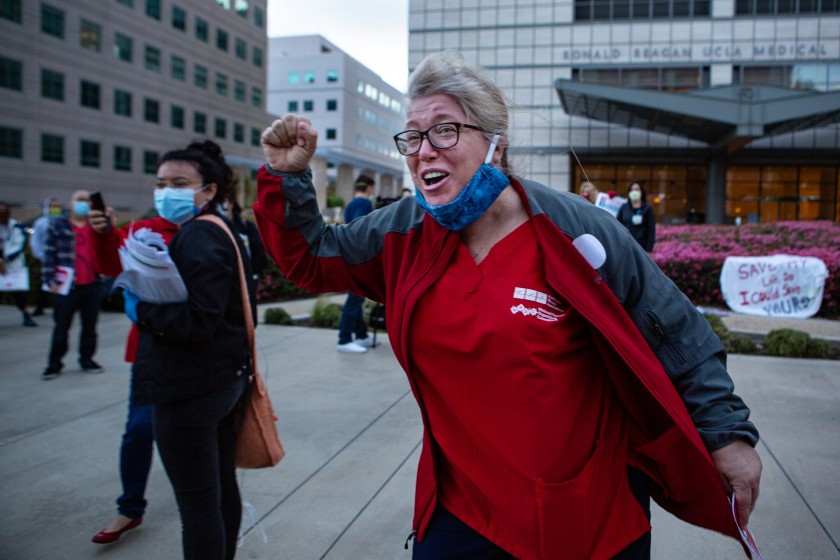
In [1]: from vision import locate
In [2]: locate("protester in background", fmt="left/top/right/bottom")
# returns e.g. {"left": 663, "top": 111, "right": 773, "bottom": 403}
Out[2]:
{"left": 254, "top": 51, "right": 761, "bottom": 560}
{"left": 29, "top": 197, "right": 62, "bottom": 316}
{"left": 0, "top": 201, "right": 37, "bottom": 327}
{"left": 87, "top": 195, "right": 180, "bottom": 545}
{"left": 402, "top": 187, "right": 413, "bottom": 199}
{"left": 120, "top": 140, "right": 253, "bottom": 560}
{"left": 41, "top": 191, "right": 102, "bottom": 379}
{"left": 617, "top": 181, "right": 656, "bottom": 252}
{"left": 579, "top": 180, "right": 599, "bottom": 203}
{"left": 335, "top": 174, "right": 376, "bottom": 353}
{"left": 222, "top": 197, "right": 268, "bottom": 295}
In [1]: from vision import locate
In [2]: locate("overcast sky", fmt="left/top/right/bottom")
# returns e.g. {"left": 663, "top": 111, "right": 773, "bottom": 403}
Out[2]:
{"left": 267, "top": 0, "right": 410, "bottom": 92}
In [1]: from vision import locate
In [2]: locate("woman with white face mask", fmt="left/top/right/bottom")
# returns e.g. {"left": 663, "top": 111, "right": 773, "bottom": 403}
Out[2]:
{"left": 88, "top": 140, "right": 255, "bottom": 559}
{"left": 617, "top": 181, "right": 657, "bottom": 252}
{"left": 254, "top": 51, "right": 761, "bottom": 560}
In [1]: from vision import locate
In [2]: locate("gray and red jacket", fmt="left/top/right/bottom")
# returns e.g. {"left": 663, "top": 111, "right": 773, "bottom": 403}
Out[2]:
{"left": 255, "top": 165, "right": 758, "bottom": 559}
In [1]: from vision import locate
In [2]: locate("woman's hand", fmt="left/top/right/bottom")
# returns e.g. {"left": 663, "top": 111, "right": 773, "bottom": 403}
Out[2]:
{"left": 88, "top": 208, "right": 114, "bottom": 233}
{"left": 260, "top": 114, "right": 317, "bottom": 173}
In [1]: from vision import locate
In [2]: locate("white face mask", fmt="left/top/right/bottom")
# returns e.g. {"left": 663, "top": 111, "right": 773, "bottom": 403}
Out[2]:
{"left": 628, "top": 190, "right": 642, "bottom": 203}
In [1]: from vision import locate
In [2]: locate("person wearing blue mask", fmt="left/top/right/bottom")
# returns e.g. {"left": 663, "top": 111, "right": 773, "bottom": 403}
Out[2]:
{"left": 254, "top": 51, "right": 762, "bottom": 560}
{"left": 100, "top": 140, "right": 254, "bottom": 560}
{"left": 41, "top": 190, "right": 103, "bottom": 379}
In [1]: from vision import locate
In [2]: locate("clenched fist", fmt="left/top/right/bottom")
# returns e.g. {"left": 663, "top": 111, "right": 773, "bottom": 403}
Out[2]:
{"left": 261, "top": 114, "right": 318, "bottom": 173}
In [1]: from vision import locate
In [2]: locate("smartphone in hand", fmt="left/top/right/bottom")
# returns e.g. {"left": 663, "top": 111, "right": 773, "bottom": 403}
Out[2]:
{"left": 89, "top": 191, "right": 111, "bottom": 231}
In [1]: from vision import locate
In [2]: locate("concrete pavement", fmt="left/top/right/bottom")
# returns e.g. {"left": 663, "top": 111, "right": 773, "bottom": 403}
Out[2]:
{"left": 0, "top": 302, "right": 838, "bottom": 559}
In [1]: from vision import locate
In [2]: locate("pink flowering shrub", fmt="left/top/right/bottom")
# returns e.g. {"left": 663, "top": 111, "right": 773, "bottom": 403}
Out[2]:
{"left": 256, "top": 260, "right": 314, "bottom": 302}
{"left": 651, "top": 221, "right": 840, "bottom": 319}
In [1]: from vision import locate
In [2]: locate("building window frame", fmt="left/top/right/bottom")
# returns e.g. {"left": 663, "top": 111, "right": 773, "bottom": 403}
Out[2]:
{"left": 214, "top": 117, "right": 227, "bottom": 139}
{"left": 41, "top": 133, "right": 64, "bottom": 163}
{"left": 194, "top": 64, "right": 207, "bottom": 89}
{"left": 1, "top": 0, "right": 23, "bottom": 23}
{"left": 0, "top": 126, "right": 23, "bottom": 158}
{"left": 114, "top": 89, "right": 132, "bottom": 117}
{"left": 171, "top": 105, "right": 185, "bottom": 129}
{"left": 172, "top": 5, "right": 186, "bottom": 31}
{"left": 80, "top": 140, "right": 100, "bottom": 167}
{"left": 144, "top": 98, "right": 160, "bottom": 123}
{"left": 171, "top": 55, "right": 186, "bottom": 81}
{"left": 41, "top": 68, "right": 64, "bottom": 100}
{"left": 114, "top": 33, "right": 133, "bottom": 63}
{"left": 194, "top": 111, "right": 207, "bottom": 134}
{"left": 1, "top": 56, "right": 23, "bottom": 91}
{"left": 80, "top": 19, "right": 101, "bottom": 52}
{"left": 40, "top": 3, "right": 65, "bottom": 38}
{"left": 216, "top": 29, "right": 229, "bottom": 51}
{"left": 145, "top": 0, "right": 161, "bottom": 20}
{"left": 114, "top": 145, "right": 132, "bottom": 171}
{"left": 143, "top": 150, "right": 159, "bottom": 174}
{"left": 80, "top": 80, "right": 101, "bottom": 109}
{"left": 195, "top": 17, "right": 208, "bottom": 41}
{"left": 144, "top": 45, "right": 161, "bottom": 73}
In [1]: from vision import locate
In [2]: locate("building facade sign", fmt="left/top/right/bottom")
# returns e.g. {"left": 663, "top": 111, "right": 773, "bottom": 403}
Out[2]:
{"left": 561, "top": 40, "right": 839, "bottom": 64}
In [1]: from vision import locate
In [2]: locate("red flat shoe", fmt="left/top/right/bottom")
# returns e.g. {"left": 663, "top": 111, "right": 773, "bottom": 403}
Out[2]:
{"left": 91, "top": 517, "right": 143, "bottom": 544}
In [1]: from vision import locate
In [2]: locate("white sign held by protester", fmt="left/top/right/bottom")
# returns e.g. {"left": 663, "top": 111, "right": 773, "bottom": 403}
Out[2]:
{"left": 720, "top": 255, "right": 828, "bottom": 319}
{"left": 594, "top": 193, "right": 626, "bottom": 217}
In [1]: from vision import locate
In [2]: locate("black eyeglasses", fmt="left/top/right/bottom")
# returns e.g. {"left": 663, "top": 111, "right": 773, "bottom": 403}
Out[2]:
{"left": 393, "top": 122, "right": 486, "bottom": 156}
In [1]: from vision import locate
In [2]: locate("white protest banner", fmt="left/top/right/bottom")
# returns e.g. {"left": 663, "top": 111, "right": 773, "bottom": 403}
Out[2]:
{"left": 720, "top": 255, "right": 828, "bottom": 319}
{"left": 594, "top": 193, "right": 626, "bottom": 217}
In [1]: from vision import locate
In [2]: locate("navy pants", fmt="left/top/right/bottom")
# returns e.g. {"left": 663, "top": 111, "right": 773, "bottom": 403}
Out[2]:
{"left": 338, "top": 292, "right": 368, "bottom": 344}
{"left": 47, "top": 282, "right": 100, "bottom": 369}
{"left": 116, "top": 378, "right": 154, "bottom": 519}
{"left": 413, "top": 469, "right": 651, "bottom": 560}
{"left": 154, "top": 375, "right": 247, "bottom": 560}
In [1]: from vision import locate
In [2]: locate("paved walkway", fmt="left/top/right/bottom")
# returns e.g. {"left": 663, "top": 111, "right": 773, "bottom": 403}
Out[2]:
{"left": 0, "top": 303, "right": 838, "bottom": 559}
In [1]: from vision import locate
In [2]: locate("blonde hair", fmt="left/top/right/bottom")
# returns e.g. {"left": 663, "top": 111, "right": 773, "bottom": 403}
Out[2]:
{"left": 407, "top": 51, "right": 511, "bottom": 173}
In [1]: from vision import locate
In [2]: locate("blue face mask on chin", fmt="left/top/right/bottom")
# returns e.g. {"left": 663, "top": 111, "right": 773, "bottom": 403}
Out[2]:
{"left": 414, "top": 134, "right": 508, "bottom": 231}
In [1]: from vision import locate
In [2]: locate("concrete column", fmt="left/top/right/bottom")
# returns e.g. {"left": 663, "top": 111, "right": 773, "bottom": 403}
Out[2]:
{"left": 379, "top": 174, "right": 396, "bottom": 198}
{"left": 311, "top": 156, "right": 328, "bottom": 211}
{"left": 336, "top": 164, "right": 355, "bottom": 208}
{"left": 706, "top": 151, "right": 727, "bottom": 224}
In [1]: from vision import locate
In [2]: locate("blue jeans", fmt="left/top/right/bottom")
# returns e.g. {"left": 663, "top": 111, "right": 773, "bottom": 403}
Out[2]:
{"left": 47, "top": 282, "right": 100, "bottom": 369}
{"left": 154, "top": 375, "right": 247, "bottom": 560}
{"left": 338, "top": 292, "right": 368, "bottom": 344}
{"left": 116, "top": 377, "right": 154, "bottom": 519}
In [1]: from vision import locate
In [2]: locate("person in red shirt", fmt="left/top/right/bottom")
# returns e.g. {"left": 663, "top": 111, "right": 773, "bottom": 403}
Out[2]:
{"left": 254, "top": 51, "right": 762, "bottom": 560}
{"left": 41, "top": 190, "right": 102, "bottom": 379}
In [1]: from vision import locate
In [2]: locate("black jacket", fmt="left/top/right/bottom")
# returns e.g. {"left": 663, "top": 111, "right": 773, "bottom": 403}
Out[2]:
{"left": 132, "top": 215, "right": 256, "bottom": 405}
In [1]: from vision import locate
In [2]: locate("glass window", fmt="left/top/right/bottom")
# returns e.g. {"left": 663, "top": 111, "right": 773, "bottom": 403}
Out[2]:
{"left": 194, "top": 64, "right": 207, "bottom": 88}
{"left": 327, "top": 70, "right": 339, "bottom": 82}
{"left": 303, "top": 100, "right": 313, "bottom": 112}
{"left": 304, "top": 71, "right": 315, "bottom": 84}
{"left": 0, "top": 126, "right": 23, "bottom": 158}
{"left": 215, "top": 72, "right": 228, "bottom": 96}
{"left": 326, "top": 99, "right": 337, "bottom": 111}
{"left": 114, "top": 89, "right": 132, "bottom": 116}
{"left": 253, "top": 5, "right": 263, "bottom": 27}
{"left": 41, "top": 68, "right": 64, "bottom": 100}
{"left": 146, "top": 0, "right": 160, "bottom": 19}
{"left": 80, "top": 80, "right": 100, "bottom": 109}
{"left": 288, "top": 72, "right": 300, "bottom": 85}
{"left": 143, "top": 150, "right": 159, "bottom": 174}
{"left": 171, "top": 105, "right": 184, "bottom": 129}
{"left": 235, "top": 0, "right": 248, "bottom": 17}
{"left": 171, "top": 55, "right": 185, "bottom": 81}
{"left": 217, "top": 0, "right": 230, "bottom": 8}
{"left": 172, "top": 5, "right": 186, "bottom": 30}
{"left": 114, "top": 145, "right": 132, "bottom": 171}
{"left": 288, "top": 100, "right": 298, "bottom": 112}
{"left": 251, "top": 86, "right": 262, "bottom": 108}
{"left": 194, "top": 111, "right": 207, "bottom": 134}
{"left": 41, "top": 133, "right": 64, "bottom": 163}
{"left": 80, "top": 19, "right": 101, "bottom": 52}
{"left": 234, "top": 79, "right": 245, "bottom": 102}
{"left": 326, "top": 128, "right": 337, "bottom": 140}
{"left": 1, "top": 0, "right": 22, "bottom": 23}
{"left": 116, "top": 0, "right": 133, "bottom": 6}
{"left": 80, "top": 140, "right": 100, "bottom": 167}
{"left": 144, "top": 98, "right": 159, "bottom": 122}
{"left": 214, "top": 117, "right": 226, "bottom": 139}
{"left": 235, "top": 38, "right": 247, "bottom": 60}
{"left": 41, "top": 3, "right": 64, "bottom": 38}
{"left": 195, "top": 17, "right": 208, "bottom": 41}
{"left": 1, "top": 56, "right": 23, "bottom": 91}
{"left": 114, "top": 33, "right": 133, "bottom": 62}
{"left": 252, "top": 46, "right": 263, "bottom": 68}
{"left": 216, "top": 29, "right": 228, "bottom": 51}
{"left": 144, "top": 45, "right": 161, "bottom": 72}
{"left": 234, "top": 122, "right": 244, "bottom": 143}
{"left": 251, "top": 127, "right": 261, "bottom": 147}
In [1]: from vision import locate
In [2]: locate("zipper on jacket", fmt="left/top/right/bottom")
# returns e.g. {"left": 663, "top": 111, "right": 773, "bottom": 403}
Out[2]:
{"left": 646, "top": 311, "right": 686, "bottom": 366}
{"left": 404, "top": 530, "right": 418, "bottom": 549}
